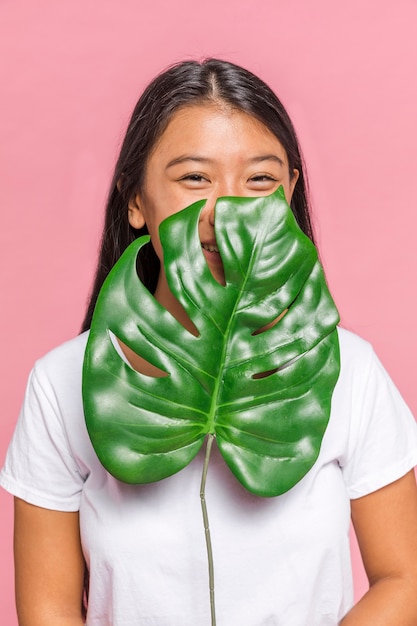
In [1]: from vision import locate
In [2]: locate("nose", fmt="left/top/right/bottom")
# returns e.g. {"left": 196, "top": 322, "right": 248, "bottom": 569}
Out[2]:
{"left": 199, "top": 195, "right": 216, "bottom": 227}
{"left": 199, "top": 181, "right": 239, "bottom": 227}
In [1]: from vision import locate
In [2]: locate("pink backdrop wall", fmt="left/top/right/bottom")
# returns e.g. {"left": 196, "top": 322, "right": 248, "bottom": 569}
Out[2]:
{"left": 1, "top": 1, "right": 416, "bottom": 622}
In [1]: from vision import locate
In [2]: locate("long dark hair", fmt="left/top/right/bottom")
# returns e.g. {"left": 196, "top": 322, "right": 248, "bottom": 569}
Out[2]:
{"left": 81, "top": 58, "right": 314, "bottom": 331}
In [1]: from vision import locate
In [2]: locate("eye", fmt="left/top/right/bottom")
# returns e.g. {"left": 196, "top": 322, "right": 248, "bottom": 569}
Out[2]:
{"left": 183, "top": 174, "right": 204, "bottom": 181}
{"left": 250, "top": 174, "right": 277, "bottom": 182}
{"left": 248, "top": 174, "right": 279, "bottom": 190}
{"left": 179, "top": 173, "right": 210, "bottom": 184}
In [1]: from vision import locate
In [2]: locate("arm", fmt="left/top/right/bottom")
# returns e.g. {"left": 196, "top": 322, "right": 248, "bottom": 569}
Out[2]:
{"left": 340, "top": 470, "right": 417, "bottom": 625}
{"left": 14, "top": 498, "right": 85, "bottom": 626}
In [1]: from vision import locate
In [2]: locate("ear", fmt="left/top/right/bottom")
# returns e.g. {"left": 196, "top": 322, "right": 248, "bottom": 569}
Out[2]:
{"left": 128, "top": 193, "right": 146, "bottom": 230}
{"left": 287, "top": 169, "right": 300, "bottom": 204}
{"left": 289, "top": 169, "right": 300, "bottom": 200}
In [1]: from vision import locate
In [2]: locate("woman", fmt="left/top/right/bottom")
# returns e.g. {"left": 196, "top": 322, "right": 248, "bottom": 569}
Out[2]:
{"left": 2, "top": 59, "right": 417, "bottom": 625}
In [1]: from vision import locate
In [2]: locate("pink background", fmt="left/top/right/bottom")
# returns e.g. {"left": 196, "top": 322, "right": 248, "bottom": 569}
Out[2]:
{"left": 1, "top": 0, "right": 416, "bottom": 622}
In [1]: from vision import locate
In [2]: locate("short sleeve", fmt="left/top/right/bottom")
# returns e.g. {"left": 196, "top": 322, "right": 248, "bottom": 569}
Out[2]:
{"left": 0, "top": 364, "right": 85, "bottom": 511}
{"left": 342, "top": 347, "right": 417, "bottom": 499}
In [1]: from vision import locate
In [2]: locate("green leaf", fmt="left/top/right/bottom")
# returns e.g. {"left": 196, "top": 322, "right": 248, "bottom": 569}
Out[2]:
{"left": 83, "top": 187, "right": 340, "bottom": 496}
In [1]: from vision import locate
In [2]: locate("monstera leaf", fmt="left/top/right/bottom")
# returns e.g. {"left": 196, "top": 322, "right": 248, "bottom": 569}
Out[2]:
{"left": 83, "top": 187, "right": 340, "bottom": 496}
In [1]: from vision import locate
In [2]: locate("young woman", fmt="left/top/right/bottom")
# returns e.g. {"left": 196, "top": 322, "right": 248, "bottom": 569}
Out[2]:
{"left": 2, "top": 59, "right": 417, "bottom": 626}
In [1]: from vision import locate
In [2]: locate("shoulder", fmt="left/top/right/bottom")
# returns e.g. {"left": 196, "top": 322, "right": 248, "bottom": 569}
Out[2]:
{"left": 32, "top": 332, "right": 89, "bottom": 386}
{"left": 331, "top": 327, "right": 417, "bottom": 497}
{"left": 26, "top": 332, "right": 91, "bottom": 429}
{"left": 337, "top": 327, "right": 388, "bottom": 390}
{"left": 335, "top": 326, "right": 407, "bottom": 401}
{"left": 337, "top": 325, "right": 374, "bottom": 362}
{"left": 25, "top": 331, "right": 91, "bottom": 426}
{"left": 35, "top": 331, "right": 89, "bottom": 369}
{"left": 333, "top": 326, "right": 413, "bottom": 412}
{"left": 1, "top": 332, "right": 94, "bottom": 509}
{"left": 335, "top": 326, "right": 376, "bottom": 392}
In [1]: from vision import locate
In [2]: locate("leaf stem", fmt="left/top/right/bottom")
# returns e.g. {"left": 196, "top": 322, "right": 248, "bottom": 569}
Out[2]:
{"left": 200, "top": 433, "right": 216, "bottom": 626}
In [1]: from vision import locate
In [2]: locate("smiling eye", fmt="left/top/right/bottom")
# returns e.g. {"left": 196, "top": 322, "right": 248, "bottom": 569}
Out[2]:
{"left": 180, "top": 173, "right": 209, "bottom": 183}
{"left": 250, "top": 175, "right": 277, "bottom": 182}
{"left": 248, "top": 174, "right": 279, "bottom": 190}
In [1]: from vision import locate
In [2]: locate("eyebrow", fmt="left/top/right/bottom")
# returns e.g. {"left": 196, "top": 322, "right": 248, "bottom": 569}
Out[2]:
{"left": 165, "top": 154, "right": 285, "bottom": 169}
{"left": 248, "top": 154, "right": 285, "bottom": 167}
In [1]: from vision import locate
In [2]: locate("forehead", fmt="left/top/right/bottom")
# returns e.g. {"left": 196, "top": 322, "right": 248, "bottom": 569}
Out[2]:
{"left": 150, "top": 103, "right": 288, "bottom": 162}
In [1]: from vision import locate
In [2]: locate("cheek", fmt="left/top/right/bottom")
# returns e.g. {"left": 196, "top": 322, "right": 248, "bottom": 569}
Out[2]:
{"left": 283, "top": 177, "right": 296, "bottom": 205}
{"left": 142, "top": 191, "right": 190, "bottom": 255}
{"left": 138, "top": 204, "right": 164, "bottom": 260}
{"left": 147, "top": 223, "right": 163, "bottom": 260}
{"left": 281, "top": 182, "right": 292, "bottom": 204}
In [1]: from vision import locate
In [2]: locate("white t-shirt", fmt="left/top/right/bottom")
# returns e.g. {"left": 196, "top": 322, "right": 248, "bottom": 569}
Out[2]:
{"left": 2, "top": 327, "right": 417, "bottom": 626}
